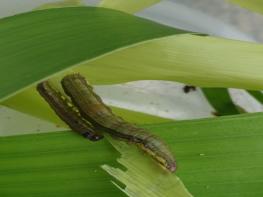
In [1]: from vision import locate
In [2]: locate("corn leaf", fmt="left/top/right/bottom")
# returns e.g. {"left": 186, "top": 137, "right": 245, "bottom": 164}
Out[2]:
{"left": 102, "top": 138, "right": 192, "bottom": 197}
{"left": 0, "top": 7, "right": 184, "bottom": 101}
{"left": 72, "top": 34, "right": 263, "bottom": 89}
{"left": 1, "top": 112, "right": 263, "bottom": 196}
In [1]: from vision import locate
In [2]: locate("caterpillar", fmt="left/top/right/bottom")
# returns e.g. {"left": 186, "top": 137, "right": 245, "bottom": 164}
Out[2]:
{"left": 37, "top": 81, "right": 103, "bottom": 141}
{"left": 37, "top": 73, "right": 176, "bottom": 172}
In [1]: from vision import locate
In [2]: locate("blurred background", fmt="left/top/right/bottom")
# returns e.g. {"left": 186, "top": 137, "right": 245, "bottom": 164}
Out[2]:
{"left": 1, "top": 0, "right": 262, "bottom": 135}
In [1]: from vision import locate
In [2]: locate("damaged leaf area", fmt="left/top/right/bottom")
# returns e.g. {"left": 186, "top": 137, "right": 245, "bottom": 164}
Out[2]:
{"left": 102, "top": 138, "right": 192, "bottom": 197}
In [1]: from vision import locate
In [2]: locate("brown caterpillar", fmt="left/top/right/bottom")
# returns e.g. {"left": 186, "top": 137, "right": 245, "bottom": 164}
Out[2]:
{"left": 37, "top": 81, "right": 103, "bottom": 141}
{"left": 37, "top": 74, "right": 176, "bottom": 172}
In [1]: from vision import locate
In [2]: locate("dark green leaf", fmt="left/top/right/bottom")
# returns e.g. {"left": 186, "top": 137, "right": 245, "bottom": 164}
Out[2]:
{"left": 202, "top": 88, "right": 240, "bottom": 116}
{"left": 247, "top": 90, "right": 263, "bottom": 104}
{"left": 0, "top": 7, "right": 184, "bottom": 100}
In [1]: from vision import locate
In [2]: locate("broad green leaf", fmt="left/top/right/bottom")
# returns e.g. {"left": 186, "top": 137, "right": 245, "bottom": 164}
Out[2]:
{"left": 4, "top": 33, "right": 263, "bottom": 122}
{"left": 0, "top": 132, "right": 124, "bottom": 197}
{"left": 0, "top": 7, "right": 183, "bottom": 101}
{"left": 74, "top": 34, "right": 263, "bottom": 89}
{"left": 100, "top": 0, "right": 161, "bottom": 14}
{"left": 247, "top": 90, "right": 263, "bottom": 104}
{"left": 102, "top": 139, "right": 192, "bottom": 197}
{"left": 202, "top": 88, "right": 240, "bottom": 116}
{"left": 1, "top": 112, "right": 263, "bottom": 196}
{"left": 229, "top": 0, "right": 263, "bottom": 14}
{"left": 34, "top": 0, "right": 84, "bottom": 10}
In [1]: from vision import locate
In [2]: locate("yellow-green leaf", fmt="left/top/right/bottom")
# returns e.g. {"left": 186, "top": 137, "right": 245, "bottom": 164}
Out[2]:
{"left": 34, "top": 0, "right": 84, "bottom": 10}
{"left": 102, "top": 138, "right": 192, "bottom": 197}
{"left": 229, "top": 0, "right": 263, "bottom": 14}
{"left": 75, "top": 35, "right": 263, "bottom": 90}
{"left": 100, "top": 0, "right": 161, "bottom": 14}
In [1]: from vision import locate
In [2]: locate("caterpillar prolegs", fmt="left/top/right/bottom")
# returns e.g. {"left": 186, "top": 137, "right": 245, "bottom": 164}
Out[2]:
{"left": 37, "top": 74, "right": 176, "bottom": 172}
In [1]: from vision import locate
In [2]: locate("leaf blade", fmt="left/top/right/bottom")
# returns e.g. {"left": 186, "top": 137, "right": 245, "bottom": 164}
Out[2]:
{"left": 102, "top": 138, "right": 192, "bottom": 197}
{"left": 1, "top": 112, "right": 263, "bottom": 196}
{"left": 0, "top": 7, "right": 182, "bottom": 101}
{"left": 74, "top": 34, "right": 263, "bottom": 90}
